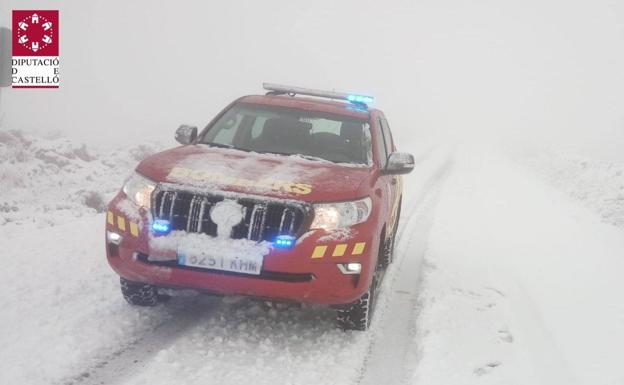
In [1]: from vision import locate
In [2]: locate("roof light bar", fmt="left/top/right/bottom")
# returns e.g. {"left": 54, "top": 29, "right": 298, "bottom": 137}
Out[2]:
{"left": 263, "top": 83, "right": 374, "bottom": 106}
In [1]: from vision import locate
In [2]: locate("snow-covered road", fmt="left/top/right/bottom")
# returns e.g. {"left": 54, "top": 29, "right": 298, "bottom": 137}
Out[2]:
{"left": 413, "top": 148, "right": 624, "bottom": 385}
{"left": 1, "top": 140, "right": 623, "bottom": 385}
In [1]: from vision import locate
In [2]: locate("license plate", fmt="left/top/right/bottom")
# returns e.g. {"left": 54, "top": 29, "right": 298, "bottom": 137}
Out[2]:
{"left": 178, "top": 250, "right": 263, "bottom": 275}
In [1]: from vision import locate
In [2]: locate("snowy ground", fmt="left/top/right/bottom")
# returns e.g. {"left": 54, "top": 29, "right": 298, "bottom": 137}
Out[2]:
{"left": 413, "top": 149, "right": 624, "bottom": 385}
{"left": 522, "top": 150, "right": 624, "bottom": 227}
{"left": 0, "top": 130, "right": 163, "bottom": 227}
{"left": 1, "top": 132, "right": 623, "bottom": 385}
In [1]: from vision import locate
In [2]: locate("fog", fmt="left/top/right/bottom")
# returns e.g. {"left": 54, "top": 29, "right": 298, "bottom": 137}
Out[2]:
{"left": 1, "top": 0, "right": 623, "bottom": 160}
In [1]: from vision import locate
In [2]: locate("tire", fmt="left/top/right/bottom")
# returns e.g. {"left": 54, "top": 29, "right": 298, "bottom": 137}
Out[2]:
{"left": 336, "top": 268, "right": 382, "bottom": 331}
{"left": 378, "top": 230, "right": 395, "bottom": 269}
{"left": 120, "top": 277, "right": 159, "bottom": 306}
{"left": 378, "top": 198, "right": 401, "bottom": 269}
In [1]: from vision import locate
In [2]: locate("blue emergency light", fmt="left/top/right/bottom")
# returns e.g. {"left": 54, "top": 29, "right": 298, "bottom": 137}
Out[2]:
{"left": 152, "top": 219, "right": 171, "bottom": 234}
{"left": 273, "top": 235, "right": 296, "bottom": 249}
{"left": 347, "top": 94, "right": 374, "bottom": 104}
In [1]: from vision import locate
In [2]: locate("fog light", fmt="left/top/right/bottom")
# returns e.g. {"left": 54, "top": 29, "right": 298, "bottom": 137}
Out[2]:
{"left": 152, "top": 219, "right": 171, "bottom": 235}
{"left": 337, "top": 262, "right": 361, "bottom": 275}
{"left": 106, "top": 231, "right": 123, "bottom": 245}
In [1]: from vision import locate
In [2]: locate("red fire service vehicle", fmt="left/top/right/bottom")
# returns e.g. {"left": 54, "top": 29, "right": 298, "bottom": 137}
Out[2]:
{"left": 105, "top": 83, "right": 414, "bottom": 330}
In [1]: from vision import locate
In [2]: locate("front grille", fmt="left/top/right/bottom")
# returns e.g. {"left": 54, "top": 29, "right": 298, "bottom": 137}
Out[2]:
{"left": 152, "top": 187, "right": 311, "bottom": 242}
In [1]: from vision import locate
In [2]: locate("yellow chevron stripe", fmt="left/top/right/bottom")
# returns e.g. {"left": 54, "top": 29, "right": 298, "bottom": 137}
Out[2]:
{"left": 129, "top": 222, "right": 139, "bottom": 237}
{"left": 352, "top": 242, "right": 366, "bottom": 255}
{"left": 117, "top": 216, "right": 126, "bottom": 232}
{"left": 311, "top": 245, "right": 327, "bottom": 259}
{"left": 332, "top": 244, "right": 347, "bottom": 257}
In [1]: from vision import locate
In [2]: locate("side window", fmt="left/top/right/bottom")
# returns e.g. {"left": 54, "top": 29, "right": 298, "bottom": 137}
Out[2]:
{"left": 380, "top": 118, "right": 394, "bottom": 155}
{"left": 376, "top": 118, "right": 388, "bottom": 168}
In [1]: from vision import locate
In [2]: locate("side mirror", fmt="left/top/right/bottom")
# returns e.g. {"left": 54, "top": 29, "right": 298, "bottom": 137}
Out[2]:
{"left": 384, "top": 152, "right": 415, "bottom": 175}
{"left": 175, "top": 125, "right": 197, "bottom": 145}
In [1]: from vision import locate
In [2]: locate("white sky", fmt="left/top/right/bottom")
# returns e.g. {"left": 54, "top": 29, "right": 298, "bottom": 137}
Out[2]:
{"left": 1, "top": 0, "right": 623, "bottom": 159}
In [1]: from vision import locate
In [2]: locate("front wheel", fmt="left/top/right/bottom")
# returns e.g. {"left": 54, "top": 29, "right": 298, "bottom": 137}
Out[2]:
{"left": 378, "top": 230, "right": 396, "bottom": 269}
{"left": 120, "top": 277, "right": 159, "bottom": 306}
{"left": 336, "top": 270, "right": 381, "bottom": 331}
{"left": 378, "top": 198, "right": 401, "bottom": 269}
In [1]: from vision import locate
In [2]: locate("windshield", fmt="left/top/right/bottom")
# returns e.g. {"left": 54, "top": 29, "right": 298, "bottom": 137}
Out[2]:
{"left": 200, "top": 103, "right": 372, "bottom": 165}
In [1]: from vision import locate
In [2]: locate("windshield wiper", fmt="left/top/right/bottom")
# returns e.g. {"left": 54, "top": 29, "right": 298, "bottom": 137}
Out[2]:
{"left": 200, "top": 142, "right": 255, "bottom": 153}
{"left": 200, "top": 142, "right": 235, "bottom": 149}
{"left": 255, "top": 150, "right": 291, "bottom": 157}
{"left": 255, "top": 150, "right": 330, "bottom": 163}
{"left": 298, "top": 154, "right": 329, "bottom": 162}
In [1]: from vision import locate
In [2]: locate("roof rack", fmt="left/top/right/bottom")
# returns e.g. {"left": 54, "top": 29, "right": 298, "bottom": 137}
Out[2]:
{"left": 262, "top": 83, "right": 374, "bottom": 107}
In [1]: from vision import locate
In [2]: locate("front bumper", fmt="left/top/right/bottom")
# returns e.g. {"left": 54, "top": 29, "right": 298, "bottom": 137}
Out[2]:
{"left": 105, "top": 197, "right": 379, "bottom": 305}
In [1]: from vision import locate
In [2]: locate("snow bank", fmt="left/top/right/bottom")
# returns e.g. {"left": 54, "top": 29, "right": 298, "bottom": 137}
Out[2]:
{"left": 0, "top": 129, "right": 163, "bottom": 227}
{"left": 521, "top": 150, "right": 624, "bottom": 227}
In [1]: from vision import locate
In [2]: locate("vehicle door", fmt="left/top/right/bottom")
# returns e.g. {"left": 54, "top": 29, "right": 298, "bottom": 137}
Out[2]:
{"left": 378, "top": 115, "right": 400, "bottom": 235}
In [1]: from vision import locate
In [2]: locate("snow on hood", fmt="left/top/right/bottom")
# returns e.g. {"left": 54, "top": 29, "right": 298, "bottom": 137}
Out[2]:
{"left": 136, "top": 145, "right": 374, "bottom": 201}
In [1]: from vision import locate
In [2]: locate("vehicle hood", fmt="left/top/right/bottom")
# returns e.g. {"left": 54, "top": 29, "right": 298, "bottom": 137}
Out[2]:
{"left": 136, "top": 145, "right": 374, "bottom": 202}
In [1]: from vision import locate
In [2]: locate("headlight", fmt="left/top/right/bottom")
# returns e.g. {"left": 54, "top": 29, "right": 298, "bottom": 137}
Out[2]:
{"left": 122, "top": 172, "right": 156, "bottom": 209}
{"left": 310, "top": 197, "right": 372, "bottom": 230}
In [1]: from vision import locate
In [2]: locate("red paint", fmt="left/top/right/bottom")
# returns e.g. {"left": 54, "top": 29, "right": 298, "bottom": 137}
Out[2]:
{"left": 13, "top": 10, "right": 59, "bottom": 56}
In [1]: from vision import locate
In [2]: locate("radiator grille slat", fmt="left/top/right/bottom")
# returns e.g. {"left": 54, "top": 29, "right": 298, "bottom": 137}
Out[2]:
{"left": 153, "top": 189, "right": 307, "bottom": 242}
{"left": 279, "top": 209, "right": 296, "bottom": 235}
{"left": 168, "top": 192, "right": 178, "bottom": 220}
{"left": 197, "top": 198, "right": 208, "bottom": 233}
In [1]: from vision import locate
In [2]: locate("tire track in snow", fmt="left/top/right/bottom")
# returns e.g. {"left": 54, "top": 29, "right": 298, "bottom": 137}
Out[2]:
{"left": 63, "top": 295, "right": 221, "bottom": 385}
{"left": 358, "top": 155, "right": 454, "bottom": 385}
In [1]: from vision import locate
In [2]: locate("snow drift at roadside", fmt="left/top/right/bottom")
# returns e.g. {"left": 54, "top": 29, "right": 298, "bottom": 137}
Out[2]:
{"left": 0, "top": 130, "right": 162, "bottom": 227}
